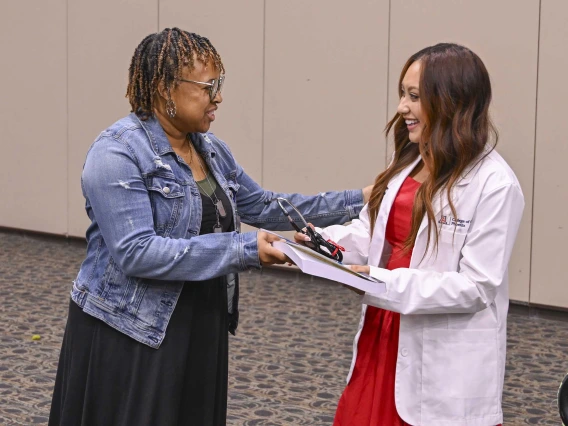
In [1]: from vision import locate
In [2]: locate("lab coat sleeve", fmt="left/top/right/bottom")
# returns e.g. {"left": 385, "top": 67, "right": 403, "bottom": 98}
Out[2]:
{"left": 363, "top": 183, "right": 524, "bottom": 315}
{"left": 317, "top": 203, "right": 372, "bottom": 266}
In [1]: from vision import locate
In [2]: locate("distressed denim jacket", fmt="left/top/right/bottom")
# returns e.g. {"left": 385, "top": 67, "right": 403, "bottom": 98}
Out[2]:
{"left": 71, "top": 113, "right": 364, "bottom": 348}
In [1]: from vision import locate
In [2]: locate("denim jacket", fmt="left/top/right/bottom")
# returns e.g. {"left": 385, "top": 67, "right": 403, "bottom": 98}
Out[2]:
{"left": 71, "top": 113, "right": 364, "bottom": 348}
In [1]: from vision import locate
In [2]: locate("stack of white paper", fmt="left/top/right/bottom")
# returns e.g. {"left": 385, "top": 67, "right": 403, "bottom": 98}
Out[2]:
{"left": 270, "top": 237, "right": 386, "bottom": 295}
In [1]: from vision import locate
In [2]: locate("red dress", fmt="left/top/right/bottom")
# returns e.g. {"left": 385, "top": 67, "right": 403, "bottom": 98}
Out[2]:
{"left": 333, "top": 176, "right": 501, "bottom": 426}
{"left": 333, "top": 176, "right": 418, "bottom": 426}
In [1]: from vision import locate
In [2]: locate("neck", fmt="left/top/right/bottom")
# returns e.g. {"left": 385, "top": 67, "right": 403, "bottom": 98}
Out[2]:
{"left": 153, "top": 106, "right": 187, "bottom": 151}
{"left": 411, "top": 159, "right": 430, "bottom": 183}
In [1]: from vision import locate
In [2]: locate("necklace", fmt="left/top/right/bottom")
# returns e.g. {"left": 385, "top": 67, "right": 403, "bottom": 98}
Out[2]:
{"left": 180, "top": 134, "right": 193, "bottom": 163}
{"left": 194, "top": 153, "right": 227, "bottom": 233}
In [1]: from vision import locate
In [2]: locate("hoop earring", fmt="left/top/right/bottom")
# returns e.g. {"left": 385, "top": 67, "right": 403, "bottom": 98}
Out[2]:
{"left": 166, "top": 99, "right": 176, "bottom": 118}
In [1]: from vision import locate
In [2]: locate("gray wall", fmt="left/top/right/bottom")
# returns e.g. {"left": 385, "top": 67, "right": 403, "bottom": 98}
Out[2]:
{"left": 1, "top": 0, "right": 566, "bottom": 308}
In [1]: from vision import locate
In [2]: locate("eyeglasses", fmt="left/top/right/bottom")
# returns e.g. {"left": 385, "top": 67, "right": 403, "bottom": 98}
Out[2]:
{"left": 178, "top": 75, "right": 225, "bottom": 102}
{"left": 274, "top": 197, "right": 345, "bottom": 263}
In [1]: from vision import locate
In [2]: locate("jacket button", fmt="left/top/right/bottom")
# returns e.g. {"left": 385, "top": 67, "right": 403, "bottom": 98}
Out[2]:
{"left": 400, "top": 348, "right": 409, "bottom": 357}
{"left": 163, "top": 187, "right": 171, "bottom": 194}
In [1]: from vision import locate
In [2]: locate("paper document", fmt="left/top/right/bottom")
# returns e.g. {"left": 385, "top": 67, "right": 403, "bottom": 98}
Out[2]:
{"left": 268, "top": 233, "right": 386, "bottom": 295}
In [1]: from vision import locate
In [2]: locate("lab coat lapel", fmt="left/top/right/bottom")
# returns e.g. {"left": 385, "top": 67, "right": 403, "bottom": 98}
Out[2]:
{"left": 368, "top": 156, "right": 422, "bottom": 266}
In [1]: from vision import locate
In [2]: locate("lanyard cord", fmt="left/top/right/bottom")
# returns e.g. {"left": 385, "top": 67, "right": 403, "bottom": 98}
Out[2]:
{"left": 194, "top": 153, "right": 226, "bottom": 228}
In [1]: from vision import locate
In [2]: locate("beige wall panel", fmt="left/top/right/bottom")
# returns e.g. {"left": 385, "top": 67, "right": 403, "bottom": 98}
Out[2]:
{"left": 159, "top": 0, "right": 264, "bottom": 183}
{"left": 531, "top": 0, "right": 568, "bottom": 308}
{"left": 0, "top": 2, "right": 67, "bottom": 234}
{"left": 263, "top": 0, "right": 389, "bottom": 197}
{"left": 67, "top": 0, "right": 158, "bottom": 238}
{"left": 388, "top": 0, "right": 539, "bottom": 302}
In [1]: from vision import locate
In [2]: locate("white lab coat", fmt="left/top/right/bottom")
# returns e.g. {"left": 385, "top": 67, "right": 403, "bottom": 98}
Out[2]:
{"left": 320, "top": 149, "right": 524, "bottom": 426}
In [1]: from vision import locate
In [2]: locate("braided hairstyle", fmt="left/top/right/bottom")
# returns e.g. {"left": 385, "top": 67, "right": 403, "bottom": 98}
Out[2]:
{"left": 126, "top": 28, "right": 224, "bottom": 119}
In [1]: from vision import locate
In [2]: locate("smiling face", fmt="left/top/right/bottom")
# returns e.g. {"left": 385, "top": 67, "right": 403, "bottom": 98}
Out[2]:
{"left": 167, "top": 58, "right": 223, "bottom": 134}
{"left": 397, "top": 61, "right": 425, "bottom": 143}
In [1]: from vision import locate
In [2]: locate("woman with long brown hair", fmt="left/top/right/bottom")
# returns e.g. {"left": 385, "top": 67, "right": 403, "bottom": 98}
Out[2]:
{"left": 295, "top": 43, "right": 523, "bottom": 425}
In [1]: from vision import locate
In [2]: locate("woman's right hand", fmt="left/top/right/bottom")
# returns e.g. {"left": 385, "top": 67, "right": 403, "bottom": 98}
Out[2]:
{"left": 257, "top": 231, "right": 289, "bottom": 265}
{"left": 293, "top": 223, "right": 314, "bottom": 245}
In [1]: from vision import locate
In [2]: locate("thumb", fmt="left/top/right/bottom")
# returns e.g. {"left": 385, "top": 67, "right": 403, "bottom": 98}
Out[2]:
{"left": 263, "top": 232, "right": 284, "bottom": 243}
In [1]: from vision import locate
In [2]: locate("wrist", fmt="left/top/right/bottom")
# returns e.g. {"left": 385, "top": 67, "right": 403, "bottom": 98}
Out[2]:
{"left": 239, "top": 231, "right": 261, "bottom": 270}
{"left": 362, "top": 184, "right": 373, "bottom": 205}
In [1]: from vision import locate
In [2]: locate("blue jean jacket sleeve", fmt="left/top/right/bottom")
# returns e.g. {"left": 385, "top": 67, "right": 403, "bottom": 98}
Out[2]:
{"left": 82, "top": 137, "right": 260, "bottom": 281}
{"left": 232, "top": 162, "right": 364, "bottom": 230}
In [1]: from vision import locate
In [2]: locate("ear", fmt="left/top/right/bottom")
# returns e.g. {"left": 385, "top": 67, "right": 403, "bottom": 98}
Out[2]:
{"left": 156, "top": 80, "right": 170, "bottom": 101}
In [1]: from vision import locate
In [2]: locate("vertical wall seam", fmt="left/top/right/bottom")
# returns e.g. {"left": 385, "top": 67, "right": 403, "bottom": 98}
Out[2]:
{"left": 385, "top": 0, "right": 391, "bottom": 166}
{"left": 528, "top": 0, "right": 542, "bottom": 305}
{"left": 66, "top": 0, "right": 70, "bottom": 237}
{"left": 261, "top": 0, "right": 266, "bottom": 186}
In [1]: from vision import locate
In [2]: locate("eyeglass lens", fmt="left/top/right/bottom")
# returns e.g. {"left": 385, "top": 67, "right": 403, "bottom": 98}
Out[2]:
{"left": 210, "top": 76, "right": 224, "bottom": 101}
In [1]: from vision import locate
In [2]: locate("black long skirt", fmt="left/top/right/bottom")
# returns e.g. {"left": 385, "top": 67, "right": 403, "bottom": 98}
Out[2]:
{"left": 49, "top": 278, "right": 229, "bottom": 426}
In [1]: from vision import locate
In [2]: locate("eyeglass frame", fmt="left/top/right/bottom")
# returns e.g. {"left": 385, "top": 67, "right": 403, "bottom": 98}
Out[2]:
{"left": 178, "top": 75, "right": 225, "bottom": 102}
{"left": 274, "top": 197, "right": 345, "bottom": 263}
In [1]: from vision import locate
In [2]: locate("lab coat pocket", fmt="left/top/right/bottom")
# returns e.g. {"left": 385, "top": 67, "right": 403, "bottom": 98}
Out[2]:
{"left": 435, "top": 229, "right": 467, "bottom": 271}
{"left": 422, "top": 328, "right": 499, "bottom": 420}
{"left": 439, "top": 228, "right": 467, "bottom": 246}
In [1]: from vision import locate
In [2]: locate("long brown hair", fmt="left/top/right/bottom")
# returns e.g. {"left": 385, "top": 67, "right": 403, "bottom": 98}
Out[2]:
{"left": 368, "top": 43, "right": 497, "bottom": 257}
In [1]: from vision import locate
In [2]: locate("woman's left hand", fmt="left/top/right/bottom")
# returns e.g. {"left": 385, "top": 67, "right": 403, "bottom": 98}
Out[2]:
{"left": 293, "top": 223, "right": 314, "bottom": 245}
{"left": 342, "top": 265, "right": 369, "bottom": 295}
{"left": 348, "top": 265, "right": 370, "bottom": 275}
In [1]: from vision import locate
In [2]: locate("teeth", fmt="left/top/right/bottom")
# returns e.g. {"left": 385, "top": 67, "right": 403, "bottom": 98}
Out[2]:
{"left": 405, "top": 120, "right": 419, "bottom": 125}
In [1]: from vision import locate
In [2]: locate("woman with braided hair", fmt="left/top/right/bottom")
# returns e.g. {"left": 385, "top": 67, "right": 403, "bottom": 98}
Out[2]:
{"left": 48, "top": 28, "right": 372, "bottom": 426}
